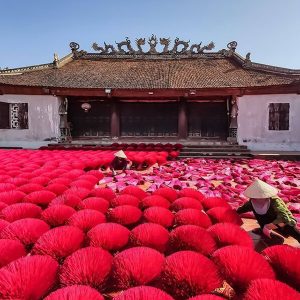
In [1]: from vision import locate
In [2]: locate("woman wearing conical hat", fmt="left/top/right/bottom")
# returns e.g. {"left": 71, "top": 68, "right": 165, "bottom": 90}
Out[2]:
{"left": 109, "top": 150, "right": 131, "bottom": 176}
{"left": 237, "top": 179, "right": 300, "bottom": 242}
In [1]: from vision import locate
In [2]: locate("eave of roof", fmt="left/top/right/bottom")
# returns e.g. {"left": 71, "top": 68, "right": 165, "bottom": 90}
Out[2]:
{"left": 0, "top": 41, "right": 299, "bottom": 90}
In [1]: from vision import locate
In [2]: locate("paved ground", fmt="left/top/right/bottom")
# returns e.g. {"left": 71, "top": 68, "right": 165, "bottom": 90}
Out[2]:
{"left": 242, "top": 218, "right": 300, "bottom": 251}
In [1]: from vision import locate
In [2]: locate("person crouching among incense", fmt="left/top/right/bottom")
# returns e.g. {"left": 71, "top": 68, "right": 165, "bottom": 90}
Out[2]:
{"left": 237, "top": 179, "right": 300, "bottom": 242}
{"left": 109, "top": 150, "right": 132, "bottom": 176}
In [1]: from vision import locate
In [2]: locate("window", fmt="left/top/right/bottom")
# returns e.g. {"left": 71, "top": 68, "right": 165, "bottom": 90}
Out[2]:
{"left": 269, "top": 103, "right": 289, "bottom": 131}
{"left": 0, "top": 102, "right": 28, "bottom": 129}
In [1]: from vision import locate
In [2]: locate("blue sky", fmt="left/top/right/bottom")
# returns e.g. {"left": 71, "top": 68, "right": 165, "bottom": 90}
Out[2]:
{"left": 1, "top": 0, "right": 300, "bottom": 69}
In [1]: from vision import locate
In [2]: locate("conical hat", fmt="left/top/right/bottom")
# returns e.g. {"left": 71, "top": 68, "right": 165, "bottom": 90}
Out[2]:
{"left": 114, "top": 150, "right": 127, "bottom": 159}
{"left": 243, "top": 179, "right": 278, "bottom": 198}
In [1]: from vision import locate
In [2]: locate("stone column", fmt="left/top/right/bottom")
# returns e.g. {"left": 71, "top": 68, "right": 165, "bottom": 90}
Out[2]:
{"left": 227, "top": 96, "right": 238, "bottom": 143}
{"left": 178, "top": 98, "right": 188, "bottom": 139}
{"left": 58, "top": 98, "right": 72, "bottom": 143}
{"left": 111, "top": 99, "right": 120, "bottom": 139}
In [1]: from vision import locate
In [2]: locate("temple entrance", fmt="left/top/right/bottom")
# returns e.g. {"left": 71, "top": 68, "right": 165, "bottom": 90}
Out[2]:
{"left": 67, "top": 99, "right": 229, "bottom": 140}
{"left": 120, "top": 102, "right": 178, "bottom": 137}
{"left": 68, "top": 100, "right": 111, "bottom": 137}
{"left": 187, "top": 101, "right": 229, "bottom": 138}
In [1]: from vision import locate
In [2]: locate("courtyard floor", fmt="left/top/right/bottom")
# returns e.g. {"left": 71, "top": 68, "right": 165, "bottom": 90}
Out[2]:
{"left": 0, "top": 149, "right": 299, "bottom": 299}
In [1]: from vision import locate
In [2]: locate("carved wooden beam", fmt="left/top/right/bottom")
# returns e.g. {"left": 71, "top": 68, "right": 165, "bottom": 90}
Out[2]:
{"left": 1, "top": 85, "right": 299, "bottom": 97}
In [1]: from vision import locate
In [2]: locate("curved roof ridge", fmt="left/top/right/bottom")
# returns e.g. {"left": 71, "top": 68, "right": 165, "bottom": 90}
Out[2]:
{"left": 0, "top": 53, "right": 73, "bottom": 75}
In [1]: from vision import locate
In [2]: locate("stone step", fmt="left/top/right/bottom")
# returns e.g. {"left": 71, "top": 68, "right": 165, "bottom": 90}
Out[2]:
{"left": 0, "top": 146, "right": 23, "bottom": 149}
{"left": 178, "top": 155, "right": 252, "bottom": 159}
{"left": 183, "top": 145, "right": 247, "bottom": 149}
{"left": 181, "top": 148, "right": 249, "bottom": 153}
{"left": 252, "top": 154, "right": 300, "bottom": 161}
{"left": 179, "top": 152, "right": 251, "bottom": 156}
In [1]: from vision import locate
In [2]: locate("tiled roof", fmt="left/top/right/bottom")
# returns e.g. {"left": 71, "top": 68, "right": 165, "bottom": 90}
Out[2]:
{"left": 0, "top": 56, "right": 298, "bottom": 89}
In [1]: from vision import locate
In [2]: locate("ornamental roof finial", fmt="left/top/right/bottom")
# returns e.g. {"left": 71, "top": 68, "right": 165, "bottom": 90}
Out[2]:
{"left": 243, "top": 52, "right": 252, "bottom": 67}
{"left": 69, "top": 42, "right": 80, "bottom": 52}
{"left": 227, "top": 41, "right": 237, "bottom": 52}
{"left": 53, "top": 53, "right": 59, "bottom": 68}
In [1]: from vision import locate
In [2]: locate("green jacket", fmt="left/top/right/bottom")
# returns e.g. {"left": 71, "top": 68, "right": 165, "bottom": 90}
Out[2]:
{"left": 237, "top": 196, "right": 296, "bottom": 227}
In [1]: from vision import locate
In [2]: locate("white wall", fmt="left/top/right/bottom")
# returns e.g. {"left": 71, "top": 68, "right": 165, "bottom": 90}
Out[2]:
{"left": 1, "top": 93, "right": 299, "bottom": 151}
{"left": 0, "top": 95, "right": 61, "bottom": 148}
{"left": 237, "top": 94, "right": 300, "bottom": 151}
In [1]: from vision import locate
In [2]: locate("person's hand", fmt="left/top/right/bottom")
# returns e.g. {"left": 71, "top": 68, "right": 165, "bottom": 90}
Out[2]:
{"left": 262, "top": 225, "right": 272, "bottom": 238}
{"left": 267, "top": 223, "right": 277, "bottom": 230}
{"left": 262, "top": 223, "right": 277, "bottom": 238}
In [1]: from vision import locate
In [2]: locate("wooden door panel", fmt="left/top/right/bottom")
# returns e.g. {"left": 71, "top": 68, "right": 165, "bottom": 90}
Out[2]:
{"left": 120, "top": 102, "right": 178, "bottom": 137}
{"left": 188, "top": 102, "right": 228, "bottom": 138}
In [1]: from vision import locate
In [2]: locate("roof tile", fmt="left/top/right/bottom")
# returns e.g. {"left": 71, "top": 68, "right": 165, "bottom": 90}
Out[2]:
{"left": 0, "top": 57, "right": 297, "bottom": 89}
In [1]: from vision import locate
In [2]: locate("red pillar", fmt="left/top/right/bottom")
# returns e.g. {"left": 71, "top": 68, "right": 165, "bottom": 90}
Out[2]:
{"left": 178, "top": 98, "right": 188, "bottom": 139}
{"left": 111, "top": 99, "right": 120, "bottom": 138}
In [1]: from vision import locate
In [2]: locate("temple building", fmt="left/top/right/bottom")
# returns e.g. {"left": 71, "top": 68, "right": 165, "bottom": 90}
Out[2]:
{"left": 0, "top": 36, "right": 299, "bottom": 150}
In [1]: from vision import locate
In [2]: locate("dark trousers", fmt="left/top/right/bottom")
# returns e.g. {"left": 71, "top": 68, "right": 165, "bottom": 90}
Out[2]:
{"left": 276, "top": 225, "right": 300, "bottom": 243}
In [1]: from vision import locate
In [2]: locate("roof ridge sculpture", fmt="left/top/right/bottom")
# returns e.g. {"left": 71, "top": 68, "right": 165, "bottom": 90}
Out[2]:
{"left": 82, "top": 37, "right": 300, "bottom": 76}
{"left": 91, "top": 35, "right": 215, "bottom": 55}
{"left": 0, "top": 38, "right": 299, "bottom": 77}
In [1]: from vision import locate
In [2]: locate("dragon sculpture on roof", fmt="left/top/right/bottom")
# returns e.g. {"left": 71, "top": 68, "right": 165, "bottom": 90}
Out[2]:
{"left": 90, "top": 36, "right": 216, "bottom": 55}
